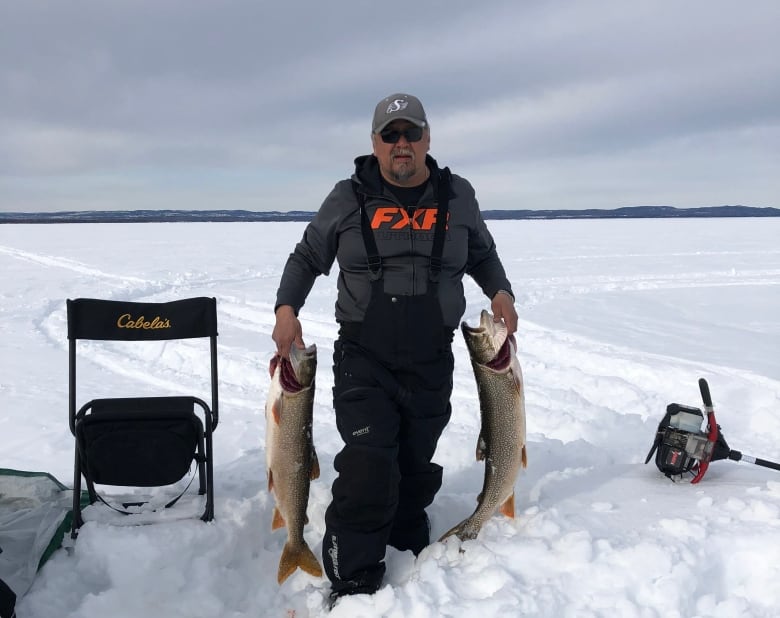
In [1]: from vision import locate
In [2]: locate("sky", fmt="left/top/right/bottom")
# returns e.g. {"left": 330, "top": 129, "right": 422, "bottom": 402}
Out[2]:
{"left": 1, "top": 0, "right": 779, "bottom": 213}
{"left": 2, "top": 218, "right": 780, "bottom": 616}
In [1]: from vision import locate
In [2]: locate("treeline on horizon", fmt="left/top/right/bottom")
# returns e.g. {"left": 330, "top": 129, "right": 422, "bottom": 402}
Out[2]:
{"left": 1, "top": 205, "right": 778, "bottom": 224}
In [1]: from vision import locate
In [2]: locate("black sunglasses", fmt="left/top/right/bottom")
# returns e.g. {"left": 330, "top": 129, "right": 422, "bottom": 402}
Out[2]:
{"left": 379, "top": 126, "right": 424, "bottom": 144}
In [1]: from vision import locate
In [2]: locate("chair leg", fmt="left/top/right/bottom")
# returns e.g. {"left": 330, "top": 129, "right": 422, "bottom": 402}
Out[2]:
{"left": 196, "top": 430, "right": 207, "bottom": 496}
{"left": 71, "top": 447, "right": 84, "bottom": 538}
{"left": 201, "top": 430, "right": 215, "bottom": 522}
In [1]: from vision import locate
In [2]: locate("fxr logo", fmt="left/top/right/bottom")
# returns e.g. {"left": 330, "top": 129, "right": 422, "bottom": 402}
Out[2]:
{"left": 370, "top": 207, "right": 448, "bottom": 231}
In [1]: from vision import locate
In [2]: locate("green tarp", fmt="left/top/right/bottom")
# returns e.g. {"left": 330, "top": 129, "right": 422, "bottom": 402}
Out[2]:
{"left": 0, "top": 469, "right": 86, "bottom": 618}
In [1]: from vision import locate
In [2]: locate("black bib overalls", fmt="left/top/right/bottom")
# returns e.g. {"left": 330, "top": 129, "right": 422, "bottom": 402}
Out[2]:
{"left": 322, "top": 172, "right": 454, "bottom": 594}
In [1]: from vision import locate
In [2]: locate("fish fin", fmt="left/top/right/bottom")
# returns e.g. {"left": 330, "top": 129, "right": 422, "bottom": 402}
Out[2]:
{"left": 475, "top": 434, "right": 486, "bottom": 461}
{"left": 277, "top": 541, "right": 323, "bottom": 585}
{"left": 512, "top": 370, "right": 523, "bottom": 393}
{"left": 271, "top": 506, "right": 286, "bottom": 530}
{"left": 272, "top": 398, "right": 282, "bottom": 424}
{"left": 310, "top": 448, "right": 320, "bottom": 480}
{"left": 267, "top": 469, "right": 273, "bottom": 492}
{"left": 521, "top": 445, "right": 528, "bottom": 468}
{"left": 499, "top": 493, "right": 516, "bottom": 518}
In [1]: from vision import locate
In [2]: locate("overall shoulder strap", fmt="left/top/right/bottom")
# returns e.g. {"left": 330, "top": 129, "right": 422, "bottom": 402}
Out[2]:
{"left": 429, "top": 167, "right": 451, "bottom": 282}
{"left": 351, "top": 181, "right": 382, "bottom": 280}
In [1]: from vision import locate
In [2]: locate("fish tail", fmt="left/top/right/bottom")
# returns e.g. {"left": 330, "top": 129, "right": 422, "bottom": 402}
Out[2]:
{"left": 438, "top": 518, "right": 479, "bottom": 543}
{"left": 437, "top": 523, "right": 460, "bottom": 542}
{"left": 277, "top": 541, "right": 323, "bottom": 584}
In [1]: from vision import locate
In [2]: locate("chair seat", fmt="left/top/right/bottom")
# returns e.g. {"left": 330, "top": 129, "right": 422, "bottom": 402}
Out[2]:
{"left": 76, "top": 398, "right": 204, "bottom": 487}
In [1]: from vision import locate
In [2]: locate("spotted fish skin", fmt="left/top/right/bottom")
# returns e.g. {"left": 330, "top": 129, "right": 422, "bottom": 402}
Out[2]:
{"left": 265, "top": 343, "right": 322, "bottom": 584}
{"left": 439, "top": 310, "right": 527, "bottom": 542}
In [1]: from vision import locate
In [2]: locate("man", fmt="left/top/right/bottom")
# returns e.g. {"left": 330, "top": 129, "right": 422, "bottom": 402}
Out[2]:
{"left": 272, "top": 93, "right": 517, "bottom": 600}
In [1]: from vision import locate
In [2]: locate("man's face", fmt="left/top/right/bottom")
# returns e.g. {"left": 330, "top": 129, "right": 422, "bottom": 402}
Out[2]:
{"left": 372, "top": 120, "right": 431, "bottom": 187}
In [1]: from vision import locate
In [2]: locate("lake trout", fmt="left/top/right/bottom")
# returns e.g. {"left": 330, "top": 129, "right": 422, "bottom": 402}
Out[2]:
{"left": 440, "top": 310, "right": 527, "bottom": 542}
{"left": 265, "top": 343, "right": 322, "bottom": 584}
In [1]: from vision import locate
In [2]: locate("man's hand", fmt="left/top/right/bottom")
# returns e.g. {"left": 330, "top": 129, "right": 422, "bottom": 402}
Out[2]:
{"left": 272, "top": 305, "right": 305, "bottom": 359}
{"left": 491, "top": 291, "right": 518, "bottom": 336}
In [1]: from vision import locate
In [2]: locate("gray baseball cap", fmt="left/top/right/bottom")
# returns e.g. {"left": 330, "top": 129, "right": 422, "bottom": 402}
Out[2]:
{"left": 372, "top": 93, "right": 428, "bottom": 133}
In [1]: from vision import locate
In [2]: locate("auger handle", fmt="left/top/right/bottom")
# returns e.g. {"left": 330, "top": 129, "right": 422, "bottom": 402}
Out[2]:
{"left": 698, "top": 378, "right": 713, "bottom": 408}
{"left": 729, "top": 450, "right": 780, "bottom": 472}
{"left": 695, "top": 378, "right": 780, "bottom": 477}
{"left": 755, "top": 457, "right": 780, "bottom": 472}
{"left": 691, "top": 378, "right": 717, "bottom": 483}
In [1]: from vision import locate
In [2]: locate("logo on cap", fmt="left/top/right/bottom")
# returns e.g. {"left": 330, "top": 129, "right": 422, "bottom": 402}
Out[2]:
{"left": 386, "top": 99, "right": 409, "bottom": 114}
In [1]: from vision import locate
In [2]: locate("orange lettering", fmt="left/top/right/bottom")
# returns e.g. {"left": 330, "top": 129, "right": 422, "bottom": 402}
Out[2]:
{"left": 420, "top": 209, "right": 438, "bottom": 230}
{"left": 368, "top": 207, "right": 449, "bottom": 231}
{"left": 370, "top": 207, "right": 397, "bottom": 229}
{"left": 391, "top": 209, "right": 411, "bottom": 230}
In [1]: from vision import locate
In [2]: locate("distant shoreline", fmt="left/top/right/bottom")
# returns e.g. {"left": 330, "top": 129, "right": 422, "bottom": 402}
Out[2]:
{"left": 1, "top": 205, "right": 777, "bottom": 223}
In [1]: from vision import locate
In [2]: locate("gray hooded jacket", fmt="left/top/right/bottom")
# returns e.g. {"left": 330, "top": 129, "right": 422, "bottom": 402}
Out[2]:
{"left": 275, "top": 154, "right": 513, "bottom": 329}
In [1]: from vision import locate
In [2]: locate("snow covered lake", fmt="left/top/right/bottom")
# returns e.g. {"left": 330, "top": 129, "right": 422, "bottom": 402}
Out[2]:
{"left": 2, "top": 217, "right": 779, "bottom": 617}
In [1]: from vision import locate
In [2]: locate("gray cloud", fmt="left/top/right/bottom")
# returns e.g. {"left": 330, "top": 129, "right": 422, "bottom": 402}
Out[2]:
{"left": 1, "top": 0, "right": 778, "bottom": 211}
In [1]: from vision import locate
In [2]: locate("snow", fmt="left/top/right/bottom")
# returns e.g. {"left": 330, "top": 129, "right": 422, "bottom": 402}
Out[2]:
{"left": 1, "top": 217, "right": 779, "bottom": 618}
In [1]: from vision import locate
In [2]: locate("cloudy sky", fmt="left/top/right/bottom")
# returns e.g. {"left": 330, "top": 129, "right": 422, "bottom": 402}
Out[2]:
{"left": 1, "top": 0, "right": 778, "bottom": 213}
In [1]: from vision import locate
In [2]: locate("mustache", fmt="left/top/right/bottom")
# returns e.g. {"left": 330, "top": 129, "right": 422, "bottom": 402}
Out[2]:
{"left": 391, "top": 148, "right": 413, "bottom": 157}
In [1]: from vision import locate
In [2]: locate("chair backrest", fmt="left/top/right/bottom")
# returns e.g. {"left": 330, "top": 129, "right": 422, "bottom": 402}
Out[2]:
{"left": 67, "top": 297, "right": 219, "bottom": 433}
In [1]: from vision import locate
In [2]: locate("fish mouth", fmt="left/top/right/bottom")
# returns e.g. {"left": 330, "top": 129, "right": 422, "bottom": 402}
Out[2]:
{"left": 461, "top": 310, "right": 513, "bottom": 369}
{"left": 289, "top": 342, "right": 316, "bottom": 373}
{"left": 469, "top": 310, "right": 509, "bottom": 343}
{"left": 277, "top": 357, "right": 303, "bottom": 392}
{"left": 486, "top": 335, "right": 515, "bottom": 371}
{"left": 271, "top": 343, "right": 316, "bottom": 392}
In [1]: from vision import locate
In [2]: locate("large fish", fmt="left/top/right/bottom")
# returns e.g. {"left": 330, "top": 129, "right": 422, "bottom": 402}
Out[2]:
{"left": 439, "top": 310, "right": 527, "bottom": 542}
{"left": 265, "top": 343, "right": 323, "bottom": 584}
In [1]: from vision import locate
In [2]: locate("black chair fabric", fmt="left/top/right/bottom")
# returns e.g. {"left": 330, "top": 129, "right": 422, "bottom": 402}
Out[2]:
{"left": 67, "top": 297, "right": 217, "bottom": 341}
{"left": 76, "top": 398, "right": 202, "bottom": 487}
{"left": 68, "top": 297, "right": 218, "bottom": 536}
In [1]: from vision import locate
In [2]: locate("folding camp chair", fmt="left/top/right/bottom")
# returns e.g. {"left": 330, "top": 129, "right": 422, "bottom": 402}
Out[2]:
{"left": 67, "top": 297, "right": 219, "bottom": 537}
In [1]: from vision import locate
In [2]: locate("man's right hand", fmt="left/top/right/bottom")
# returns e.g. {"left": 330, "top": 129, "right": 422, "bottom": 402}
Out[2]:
{"left": 272, "top": 305, "right": 305, "bottom": 359}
